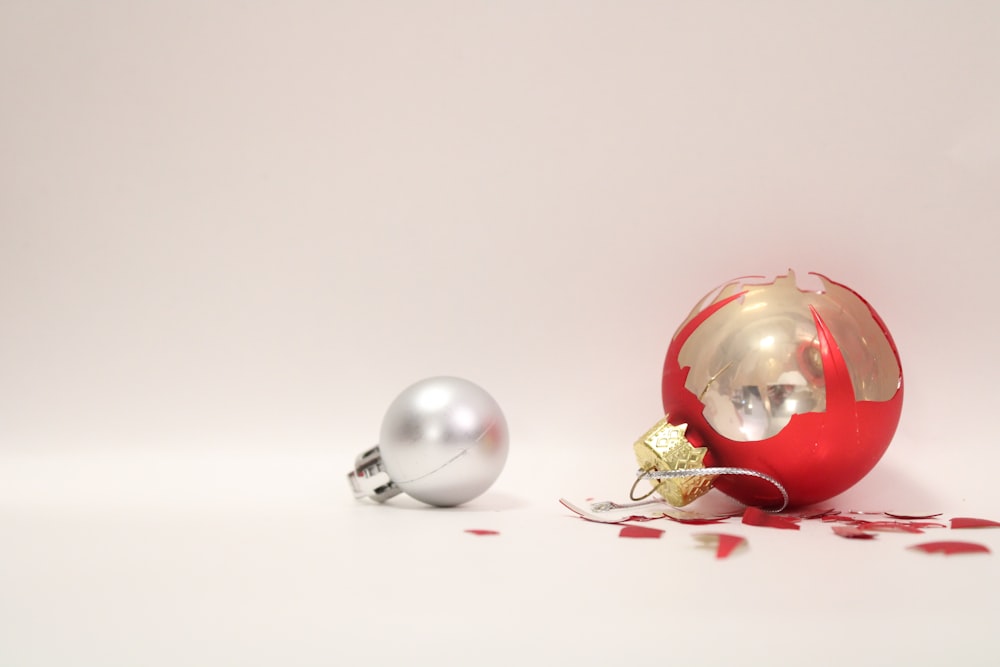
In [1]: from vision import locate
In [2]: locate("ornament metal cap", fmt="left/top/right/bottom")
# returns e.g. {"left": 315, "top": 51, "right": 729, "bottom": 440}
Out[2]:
{"left": 348, "top": 446, "right": 403, "bottom": 503}
{"left": 347, "top": 376, "right": 510, "bottom": 507}
{"left": 631, "top": 415, "right": 790, "bottom": 512}
{"left": 632, "top": 417, "right": 716, "bottom": 506}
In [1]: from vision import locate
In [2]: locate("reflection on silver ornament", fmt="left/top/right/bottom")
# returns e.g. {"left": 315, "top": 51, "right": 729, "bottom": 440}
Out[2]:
{"left": 348, "top": 376, "right": 509, "bottom": 507}
{"left": 635, "top": 271, "right": 903, "bottom": 509}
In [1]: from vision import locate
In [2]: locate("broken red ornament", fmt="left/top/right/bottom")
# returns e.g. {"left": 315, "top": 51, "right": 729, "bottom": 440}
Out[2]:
{"left": 909, "top": 541, "right": 990, "bottom": 556}
{"left": 741, "top": 506, "right": 800, "bottom": 530}
{"left": 464, "top": 529, "right": 499, "bottom": 536}
{"left": 645, "top": 271, "right": 902, "bottom": 509}
{"left": 695, "top": 533, "right": 747, "bottom": 559}
{"left": 951, "top": 517, "right": 1000, "bottom": 529}
{"left": 619, "top": 525, "right": 664, "bottom": 539}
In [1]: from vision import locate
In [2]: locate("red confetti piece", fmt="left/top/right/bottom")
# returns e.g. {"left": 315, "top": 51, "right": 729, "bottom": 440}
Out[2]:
{"left": 909, "top": 541, "right": 990, "bottom": 555}
{"left": 665, "top": 517, "right": 730, "bottom": 525}
{"left": 793, "top": 508, "right": 839, "bottom": 520}
{"left": 885, "top": 511, "right": 943, "bottom": 520}
{"left": 695, "top": 533, "right": 747, "bottom": 559}
{"left": 832, "top": 525, "right": 877, "bottom": 539}
{"left": 464, "top": 529, "right": 499, "bottom": 536}
{"left": 741, "top": 507, "right": 800, "bottom": 530}
{"left": 619, "top": 525, "right": 664, "bottom": 539}
{"left": 951, "top": 517, "right": 1000, "bottom": 529}
{"left": 856, "top": 520, "right": 925, "bottom": 534}
{"left": 820, "top": 515, "right": 944, "bottom": 532}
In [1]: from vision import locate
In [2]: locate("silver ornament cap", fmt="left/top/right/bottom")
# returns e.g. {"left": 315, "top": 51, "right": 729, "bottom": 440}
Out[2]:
{"left": 347, "top": 376, "right": 509, "bottom": 507}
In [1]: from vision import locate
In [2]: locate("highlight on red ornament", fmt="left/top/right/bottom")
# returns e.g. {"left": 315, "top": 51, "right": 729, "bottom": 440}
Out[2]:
{"left": 635, "top": 270, "right": 903, "bottom": 510}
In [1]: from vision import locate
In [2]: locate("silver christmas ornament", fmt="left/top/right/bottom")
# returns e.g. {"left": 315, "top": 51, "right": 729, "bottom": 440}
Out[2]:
{"left": 347, "top": 377, "right": 509, "bottom": 507}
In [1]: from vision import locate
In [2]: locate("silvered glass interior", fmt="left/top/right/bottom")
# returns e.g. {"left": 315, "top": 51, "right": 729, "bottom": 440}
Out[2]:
{"left": 676, "top": 272, "right": 901, "bottom": 442}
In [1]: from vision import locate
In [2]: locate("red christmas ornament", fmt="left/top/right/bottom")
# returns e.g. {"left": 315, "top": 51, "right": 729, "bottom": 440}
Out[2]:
{"left": 640, "top": 271, "right": 903, "bottom": 509}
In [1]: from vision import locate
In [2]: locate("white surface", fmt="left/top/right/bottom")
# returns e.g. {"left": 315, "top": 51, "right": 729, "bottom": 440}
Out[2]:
{"left": 2, "top": 2, "right": 999, "bottom": 665}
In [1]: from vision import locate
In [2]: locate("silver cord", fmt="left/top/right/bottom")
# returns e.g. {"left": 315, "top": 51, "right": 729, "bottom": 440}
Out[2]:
{"left": 637, "top": 467, "right": 789, "bottom": 513}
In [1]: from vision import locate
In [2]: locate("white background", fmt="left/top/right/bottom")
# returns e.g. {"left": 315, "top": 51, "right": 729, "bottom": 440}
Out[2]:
{"left": 2, "top": 2, "right": 999, "bottom": 665}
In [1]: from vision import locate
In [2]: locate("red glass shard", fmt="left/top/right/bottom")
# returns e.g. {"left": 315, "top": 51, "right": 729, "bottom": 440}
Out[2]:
{"left": 884, "top": 511, "right": 943, "bottom": 520}
{"left": 859, "top": 521, "right": 925, "bottom": 534}
{"left": 693, "top": 533, "right": 747, "bottom": 558}
{"left": 464, "top": 529, "right": 499, "bottom": 536}
{"left": 832, "top": 525, "right": 877, "bottom": 539}
{"left": 741, "top": 507, "right": 801, "bottom": 530}
{"left": 794, "top": 508, "right": 839, "bottom": 520}
{"left": 714, "top": 534, "right": 746, "bottom": 558}
{"left": 909, "top": 541, "right": 990, "bottom": 555}
{"left": 665, "top": 517, "right": 729, "bottom": 525}
{"left": 906, "top": 521, "right": 947, "bottom": 529}
{"left": 951, "top": 517, "right": 1000, "bottom": 529}
{"left": 619, "top": 525, "right": 664, "bottom": 539}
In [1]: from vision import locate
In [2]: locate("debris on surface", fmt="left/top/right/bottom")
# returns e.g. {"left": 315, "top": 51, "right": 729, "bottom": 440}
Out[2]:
{"left": 832, "top": 525, "right": 878, "bottom": 539}
{"left": 951, "top": 517, "right": 1000, "bottom": 529}
{"left": 741, "top": 506, "right": 800, "bottom": 530}
{"left": 695, "top": 533, "right": 747, "bottom": 558}
{"left": 563, "top": 497, "right": 997, "bottom": 558}
{"left": 618, "top": 525, "right": 665, "bottom": 539}
{"left": 909, "top": 541, "right": 990, "bottom": 555}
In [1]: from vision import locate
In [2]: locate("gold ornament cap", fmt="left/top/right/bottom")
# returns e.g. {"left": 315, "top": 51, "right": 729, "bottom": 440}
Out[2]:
{"left": 632, "top": 417, "right": 717, "bottom": 506}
